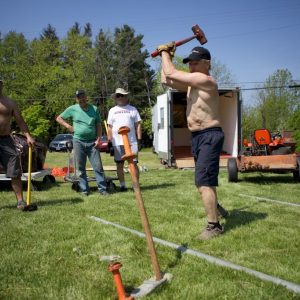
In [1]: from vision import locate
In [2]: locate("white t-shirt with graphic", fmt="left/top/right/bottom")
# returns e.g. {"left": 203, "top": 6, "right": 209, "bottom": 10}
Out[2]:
{"left": 107, "top": 104, "right": 141, "bottom": 146}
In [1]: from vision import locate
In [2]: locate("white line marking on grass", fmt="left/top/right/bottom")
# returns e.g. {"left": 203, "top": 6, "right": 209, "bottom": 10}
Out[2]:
{"left": 90, "top": 216, "right": 300, "bottom": 294}
{"left": 239, "top": 194, "right": 300, "bottom": 207}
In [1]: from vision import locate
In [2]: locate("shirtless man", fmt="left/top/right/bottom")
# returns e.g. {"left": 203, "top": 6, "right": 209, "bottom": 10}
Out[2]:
{"left": 0, "top": 79, "right": 35, "bottom": 209}
{"left": 157, "top": 44, "right": 228, "bottom": 240}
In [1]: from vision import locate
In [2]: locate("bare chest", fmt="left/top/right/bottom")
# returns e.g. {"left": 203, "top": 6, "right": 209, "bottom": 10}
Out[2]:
{"left": 0, "top": 101, "right": 13, "bottom": 117}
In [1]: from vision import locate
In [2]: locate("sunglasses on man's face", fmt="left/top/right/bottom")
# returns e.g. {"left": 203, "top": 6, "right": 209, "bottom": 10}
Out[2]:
{"left": 116, "top": 94, "right": 125, "bottom": 98}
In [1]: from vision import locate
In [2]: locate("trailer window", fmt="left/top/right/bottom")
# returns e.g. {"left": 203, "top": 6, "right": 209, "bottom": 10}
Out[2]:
{"left": 160, "top": 107, "right": 164, "bottom": 129}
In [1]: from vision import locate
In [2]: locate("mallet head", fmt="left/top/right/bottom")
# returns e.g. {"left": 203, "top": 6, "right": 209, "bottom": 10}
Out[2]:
{"left": 22, "top": 203, "right": 38, "bottom": 212}
{"left": 192, "top": 24, "right": 207, "bottom": 45}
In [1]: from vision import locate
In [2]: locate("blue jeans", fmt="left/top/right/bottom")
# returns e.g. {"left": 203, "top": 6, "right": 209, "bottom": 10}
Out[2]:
{"left": 73, "top": 138, "right": 107, "bottom": 193}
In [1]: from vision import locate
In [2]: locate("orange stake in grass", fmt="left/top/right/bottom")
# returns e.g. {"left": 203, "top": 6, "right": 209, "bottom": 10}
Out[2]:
{"left": 108, "top": 262, "right": 133, "bottom": 300}
{"left": 118, "top": 126, "right": 162, "bottom": 281}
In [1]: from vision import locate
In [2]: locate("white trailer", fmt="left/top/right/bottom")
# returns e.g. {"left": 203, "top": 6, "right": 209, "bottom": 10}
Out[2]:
{"left": 152, "top": 88, "right": 242, "bottom": 168}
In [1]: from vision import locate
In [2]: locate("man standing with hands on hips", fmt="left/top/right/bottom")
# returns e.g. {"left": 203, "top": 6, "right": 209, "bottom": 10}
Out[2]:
{"left": 157, "top": 43, "right": 228, "bottom": 240}
{"left": 56, "top": 89, "right": 108, "bottom": 196}
{"left": 107, "top": 88, "right": 142, "bottom": 192}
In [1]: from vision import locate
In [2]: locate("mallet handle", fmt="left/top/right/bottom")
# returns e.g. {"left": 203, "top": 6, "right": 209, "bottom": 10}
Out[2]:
{"left": 151, "top": 36, "right": 196, "bottom": 58}
{"left": 26, "top": 145, "right": 32, "bottom": 205}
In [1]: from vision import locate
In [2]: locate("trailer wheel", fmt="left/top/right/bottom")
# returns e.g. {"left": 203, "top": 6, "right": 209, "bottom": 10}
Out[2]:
{"left": 293, "top": 157, "right": 300, "bottom": 182}
{"left": 227, "top": 158, "right": 238, "bottom": 182}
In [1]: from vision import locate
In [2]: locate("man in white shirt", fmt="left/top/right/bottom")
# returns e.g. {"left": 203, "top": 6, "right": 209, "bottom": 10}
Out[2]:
{"left": 107, "top": 88, "right": 142, "bottom": 191}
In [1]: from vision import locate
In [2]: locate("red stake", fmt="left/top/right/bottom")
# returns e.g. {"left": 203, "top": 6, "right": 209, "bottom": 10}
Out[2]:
{"left": 108, "top": 262, "right": 133, "bottom": 300}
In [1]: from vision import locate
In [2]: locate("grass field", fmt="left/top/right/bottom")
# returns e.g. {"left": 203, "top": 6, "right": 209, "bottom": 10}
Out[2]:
{"left": 0, "top": 149, "right": 299, "bottom": 299}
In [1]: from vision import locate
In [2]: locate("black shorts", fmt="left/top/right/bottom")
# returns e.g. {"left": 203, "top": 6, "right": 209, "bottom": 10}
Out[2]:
{"left": 191, "top": 127, "right": 224, "bottom": 187}
{"left": 0, "top": 135, "right": 22, "bottom": 178}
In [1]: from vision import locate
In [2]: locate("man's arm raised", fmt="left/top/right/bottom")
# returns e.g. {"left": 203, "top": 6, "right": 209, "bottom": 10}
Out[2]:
{"left": 161, "top": 51, "right": 216, "bottom": 91}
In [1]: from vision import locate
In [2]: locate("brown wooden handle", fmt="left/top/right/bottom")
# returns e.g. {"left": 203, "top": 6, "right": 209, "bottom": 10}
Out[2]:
{"left": 151, "top": 36, "right": 196, "bottom": 58}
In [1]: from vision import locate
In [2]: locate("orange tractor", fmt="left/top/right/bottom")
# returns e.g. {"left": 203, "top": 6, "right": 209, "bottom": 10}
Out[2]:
{"left": 227, "top": 129, "right": 300, "bottom": 182}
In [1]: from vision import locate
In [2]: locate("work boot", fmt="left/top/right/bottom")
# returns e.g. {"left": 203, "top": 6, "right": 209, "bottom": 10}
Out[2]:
{"left": 217, "top": 203, "right": 228, "bottom": 218}
{"left": 197, "top": 223, "right": 224, "bottom": 241}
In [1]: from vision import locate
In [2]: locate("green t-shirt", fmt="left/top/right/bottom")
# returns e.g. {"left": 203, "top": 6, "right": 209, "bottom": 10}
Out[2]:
{"left": 60, "top": 104, "right": 101, "bottom": 141}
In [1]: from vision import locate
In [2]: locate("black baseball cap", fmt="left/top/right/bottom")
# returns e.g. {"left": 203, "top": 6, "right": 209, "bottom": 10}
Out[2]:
{"left": 75, "top": 89, "right": 86, "bottom": 97}
{"left": 182, "top": 47, "right": 211, "bottom": 64}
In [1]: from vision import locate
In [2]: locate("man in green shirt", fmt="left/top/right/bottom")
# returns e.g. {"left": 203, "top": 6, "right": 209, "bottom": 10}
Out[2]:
{"left": 56, "top": 89, "right": 108, "bottom": 196}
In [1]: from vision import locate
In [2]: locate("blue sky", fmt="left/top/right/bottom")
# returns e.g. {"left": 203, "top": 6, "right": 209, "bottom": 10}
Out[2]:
{"left": 1, "top": 0, "right": 300, "bottom": 103}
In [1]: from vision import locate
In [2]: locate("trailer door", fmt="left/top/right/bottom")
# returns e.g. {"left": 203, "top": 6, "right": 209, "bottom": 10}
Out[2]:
{"left": 156, "top": 93, "right": 171, "bottom": 165}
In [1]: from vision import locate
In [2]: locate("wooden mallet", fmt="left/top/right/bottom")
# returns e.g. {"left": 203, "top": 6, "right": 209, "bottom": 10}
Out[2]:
{"left": 151, "top": 24, "right": 207, "bottom": 58}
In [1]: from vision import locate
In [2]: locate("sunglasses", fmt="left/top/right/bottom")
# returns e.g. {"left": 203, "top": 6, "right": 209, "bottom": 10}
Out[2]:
{"left": 116, "top": 94, "right": 125, "bottom": 98}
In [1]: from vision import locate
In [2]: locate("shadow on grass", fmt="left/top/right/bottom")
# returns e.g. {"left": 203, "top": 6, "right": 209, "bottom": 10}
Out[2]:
{"left": 165, "top": 243, "right": 189, "bottom": 270}
{"left": 0, "top": 197, "right": 83, "bottom": 210}
{"left": 0, "top": 180, "right": 65, "bottom": 191}
{"left": 224, "top": 207, "right": 268, "bottom": 232}
{"left": 87, "top": 182, "right": 176, "bottom": 193}
{"left": 140, "top": 183, "right": 176, "bottom": 191}
{"left": 240, "top": 174, "right": 296, "bottom": 184}
{"left": 37, "top": 197, "right": 84, "bottom": 207}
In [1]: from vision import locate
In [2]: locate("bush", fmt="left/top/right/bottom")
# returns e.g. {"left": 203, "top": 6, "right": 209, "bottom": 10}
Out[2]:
{"left": 22, "top": 103, "right": 51, "bottom": 142}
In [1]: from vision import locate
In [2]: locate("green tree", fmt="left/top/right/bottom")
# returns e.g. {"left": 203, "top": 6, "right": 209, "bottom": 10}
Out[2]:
{"left": 0, "top": 31, "right": 31, "bottom": 106}
{"left": 288, "top": 87, "right": 300, "bottom": 151}
{"left": 84, "top": 23, "right": 92, "bottom": 38}
{"left": 139, "top": 106, "right": 153, "bottom": 147}
{"left": 94, "top": 29, "right": 114, "bottom": 99}
{"left": 241, "top": 70, "right": 299, "bottom": 146}
{"left": 0, "top": 24, "right": 158, "bottom": 143}
{"left": 40, "top": 24, "right": 59, "bottom": 42}
{"left": 211, "top": 58, "right": 235, "bottom": 88}
{"left": 69, "top": 22, "right": 81, "bottom": 36}
{"left": 111, "top": 25, "right": 155, "bottom": 108}
{"left": 22, "top": 104, "right": 51, "bottom": 141}
{"left": 58, "top": 27, "right": 95, "bottom": 107}
{"left": 242, "top": 104, "right": 261, "bottom": 140}
{"left": 255, "top": 69, "right": 297, "bottom": 131}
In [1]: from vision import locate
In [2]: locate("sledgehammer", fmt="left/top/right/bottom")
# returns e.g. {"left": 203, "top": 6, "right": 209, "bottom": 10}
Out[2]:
{"left": 151, "top": 24, "right": 207, "bottom": 58}
{"left": 23, "top": 145, "right": 38, "bottom": 212}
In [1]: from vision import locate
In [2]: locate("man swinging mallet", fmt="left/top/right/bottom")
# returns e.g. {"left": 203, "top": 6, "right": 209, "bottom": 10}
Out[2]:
{"left": 157, "top": 43, "right": 228, "bottom": 240}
